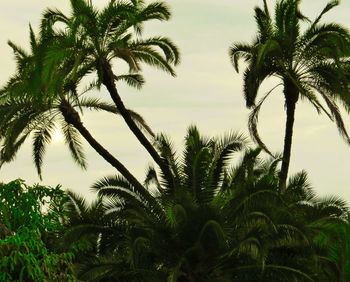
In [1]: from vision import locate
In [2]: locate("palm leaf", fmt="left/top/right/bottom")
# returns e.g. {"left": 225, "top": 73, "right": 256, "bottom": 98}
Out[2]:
{"left": 32, "top": 119, "right": 55, "bottom": 179}
{"left": 61, "top": 121, "right": 87, "bottom": 169}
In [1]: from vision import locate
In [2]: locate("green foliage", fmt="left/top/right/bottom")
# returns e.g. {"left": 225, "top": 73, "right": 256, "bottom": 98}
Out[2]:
{"left": 0, "top": 179, "right": 66, "bottom": 231}
{"left": 0, "top": 180, "right": 77, "bottom": 281}
{"left": 0, "top": 227, "right": 76, "bottom": 282}
{"left": 58, "top": 127, "right": 350, "bottom": 281}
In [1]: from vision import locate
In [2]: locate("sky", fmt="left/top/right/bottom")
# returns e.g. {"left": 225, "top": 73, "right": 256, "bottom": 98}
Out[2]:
{"left": 1, "top": 0, "right": 350, "bottom": 202}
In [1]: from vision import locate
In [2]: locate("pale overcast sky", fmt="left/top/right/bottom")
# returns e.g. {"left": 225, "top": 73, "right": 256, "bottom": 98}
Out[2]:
{"left": 1, "top": 0, "right": 350, "bottom": 202}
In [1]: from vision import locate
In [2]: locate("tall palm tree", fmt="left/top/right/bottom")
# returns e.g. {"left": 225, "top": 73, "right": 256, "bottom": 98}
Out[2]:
{"left": 229, "top": 0, "right": 350, "bottom": 189}
{"left": 0, "top": 25, "right": 150, "bottom": 190}
{"left": 41, "top": 0, "right": 180, "bottom": 184}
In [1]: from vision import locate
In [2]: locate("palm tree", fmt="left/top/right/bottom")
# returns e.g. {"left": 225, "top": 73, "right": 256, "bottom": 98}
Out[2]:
{"left": 229, "top": 0, "right": 350, "bottom": 189}
{"left": 40, "top": 0, "right": 180, "bottom": 184}
{"left": 63, "top": 127, "right": 322, "bottom": 281}
{"left": 0, "top": 25, "right": 150, "bottom": 190}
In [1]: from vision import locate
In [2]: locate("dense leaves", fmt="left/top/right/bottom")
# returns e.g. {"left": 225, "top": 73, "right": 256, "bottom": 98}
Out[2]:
{"left": 62, "top": 127, "right": 350, "bottom": 281}
{"left": 0, "top": 180, "right": 77, "bottom": 281}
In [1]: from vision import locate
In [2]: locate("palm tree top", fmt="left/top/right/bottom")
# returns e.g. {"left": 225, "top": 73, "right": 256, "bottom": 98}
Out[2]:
{"left": 230, "top": 0, "right": 350, "bottom": 107}
{"left": 41, "top": 0, "right": 180, "bottom": 83}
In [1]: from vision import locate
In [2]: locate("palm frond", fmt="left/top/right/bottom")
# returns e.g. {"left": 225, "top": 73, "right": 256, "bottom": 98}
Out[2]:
{"left": 92, "top": 174, "right": 164, "bottom": 217}
{"left": 131, "top": 46, "right": 176, "bottom": 76}
{"left": 61, "top": 121, "right": 87, "bottom": 169}
{"left": 248, "top": 85, "right": 281, "bottom": 155}
{"left": 229, "top": 43, "right": 253, "bottom": 73}
{"left": 319, "top": 91, "right": 350, "bottom": 145}
{"left": 153, "top": 133, "right": 181, "bottom": 192}
{"left": 0, "top": 134, "right": 29, "bottom": 168}
{"left": 66, "top": 190, "right": 89, "bottom": 220}
{"left": 32, "top": 119, "right": 56, "bottom": 179}
{"left": 136, "top": 1, "right": 171, "bottom": 22}
{"left": 132, "top": 37, "right": 180, "bottom": 65}
{"left": 311, "top": 0, "right": 340, "bottom": 29}
{"left": 114, "top": 73, "right": 145, "bottom": 89}
{"left": 206, "top": 132, "right": 246, "bottom": 196}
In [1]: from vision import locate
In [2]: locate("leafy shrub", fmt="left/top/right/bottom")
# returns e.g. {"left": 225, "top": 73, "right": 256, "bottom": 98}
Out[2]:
{"left": 0, "top": 180, "right": 77, "bottom": 281}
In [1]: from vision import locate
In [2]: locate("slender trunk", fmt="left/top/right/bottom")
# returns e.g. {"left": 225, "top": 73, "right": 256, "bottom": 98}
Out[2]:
{"left": 101, "top": 61, "right": 174, "bottom": 188}
{"left": 279, "top": 101, "right": 296, "bottom": 190}
{"left": 59, "top": 100, "right": 144, "bottom": 191}
{"left": 279, "top": 79, "right": 298, "bottom": 191}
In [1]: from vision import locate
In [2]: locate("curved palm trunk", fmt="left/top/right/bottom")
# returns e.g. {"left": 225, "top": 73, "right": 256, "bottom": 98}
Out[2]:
{"left": 279, "top": 80, "right": 298, "bottom": 191}
{"left": 101, "top": 62, "right": 174, "bottom": 187}
{"left": 59, "top": 100, "right": 144, "bottom": 192}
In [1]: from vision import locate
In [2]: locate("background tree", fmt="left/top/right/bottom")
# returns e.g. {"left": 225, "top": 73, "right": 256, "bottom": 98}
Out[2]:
{"left": 229, "top": 0, "right": 350, "bottom": 189}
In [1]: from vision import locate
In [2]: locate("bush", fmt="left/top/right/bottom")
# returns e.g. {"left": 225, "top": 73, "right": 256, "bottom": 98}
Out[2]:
{"left": 0, "top": 180, "right": 76, "bottom": 282}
